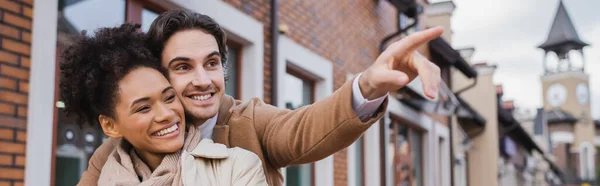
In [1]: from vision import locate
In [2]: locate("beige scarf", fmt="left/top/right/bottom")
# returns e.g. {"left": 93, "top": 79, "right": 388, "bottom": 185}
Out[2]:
{"left": 98, "top": 125, "right": 202, "bottom": 186}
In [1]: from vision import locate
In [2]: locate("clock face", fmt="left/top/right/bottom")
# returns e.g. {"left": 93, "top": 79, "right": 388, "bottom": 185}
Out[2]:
{"left": 546, "top": 83, "right": 567, "bottom": 107}
{"left": 576, "top": 83, "right": 589, "bottom": 105}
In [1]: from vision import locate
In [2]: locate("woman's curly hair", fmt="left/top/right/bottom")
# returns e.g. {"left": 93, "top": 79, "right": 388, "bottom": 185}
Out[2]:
{"left": 59, "top": 23, "right": 166, "bottom": 126}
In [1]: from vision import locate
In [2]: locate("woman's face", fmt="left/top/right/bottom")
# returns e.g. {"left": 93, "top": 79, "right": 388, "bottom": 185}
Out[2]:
{"left": 108, "top": 67, "right": 186, "bottom": 154}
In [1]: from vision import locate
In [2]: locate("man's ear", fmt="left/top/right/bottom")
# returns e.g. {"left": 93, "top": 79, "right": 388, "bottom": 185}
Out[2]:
{"left": 99, "top": 115, "right": 122, "bottom": 138}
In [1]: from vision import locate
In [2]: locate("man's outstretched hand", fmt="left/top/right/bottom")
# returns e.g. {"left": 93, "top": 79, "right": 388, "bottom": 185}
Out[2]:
{"left": 359, "top": 26, "right": 444, "bottom": 100}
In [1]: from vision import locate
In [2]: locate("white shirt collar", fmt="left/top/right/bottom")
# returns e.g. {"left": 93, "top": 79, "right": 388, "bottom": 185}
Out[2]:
{"left": 197, "top": 113, "right": 218, "bottom": 140}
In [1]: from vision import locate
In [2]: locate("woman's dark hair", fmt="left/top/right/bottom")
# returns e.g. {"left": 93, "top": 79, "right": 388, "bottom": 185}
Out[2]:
{"left": 59, "top": 23, "right": 166, "bottom": 126}
{"left": 146, "top": 9, "right": 228, "bottom": 69}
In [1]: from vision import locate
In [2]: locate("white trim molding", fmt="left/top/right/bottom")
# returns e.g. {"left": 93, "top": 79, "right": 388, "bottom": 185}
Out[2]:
{"left": 172, "top": 0, "right": 264, "bottom": 101}
{"left": 385, "top": 97, "right": 453, "bottom": 186}
{"left": 541, "top": 71, "right": 589, "bottom": 82}
{"left": 364, "top": 121, "right": 382, "bottom": 186}
{"left": 276, "top": 36, "right": 334, "bottom": 186}
{"left": 551, "top": 131, "right": 574, "bottom": 144}
{"left": 386, "top": 96, "right": 433, "bottom": 131}
{"left": 25, "top": 0, "right": 59, "bottom": 185}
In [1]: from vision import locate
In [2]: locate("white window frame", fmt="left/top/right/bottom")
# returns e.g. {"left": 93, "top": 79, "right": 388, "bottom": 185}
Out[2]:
{"left": 385, "top": 97, "right": 452, "bottom": 186}
{"left": 25, "top": 1, "right": 265, "bottom": 185}
{"left": 276, "top": 36, "right": 333, "bottom": 186}
{"left": 25, "top": 0, "right": 59, "bottom": 185}
{"left": 364, "top": 117, "right": 382, "bottom": 186}
{"left": 173, "top": 0, "right": 265, "bottom": 101}
{"left": 579, "top": 142, "right": 595, "bottom": 179}
{"left": 347, "top": 135, "right": 364, "bottom": 186}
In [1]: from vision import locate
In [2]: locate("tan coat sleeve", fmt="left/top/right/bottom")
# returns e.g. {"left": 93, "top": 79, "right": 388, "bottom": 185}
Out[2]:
{"left": 230, "top": 148, "right": 268, "bottom": 186}
{"left": 77, "top": 138, "right": 120, "bottom": 186}
{"left": 253, "top": 77, "right": 387, "bottom": 168}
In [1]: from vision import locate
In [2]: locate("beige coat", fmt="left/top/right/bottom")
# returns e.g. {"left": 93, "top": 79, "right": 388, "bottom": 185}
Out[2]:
{"left": 180, "top": 139, "right": 267, "bottom": 186}
{"left": 79, "top": 78, "right": 387, "bottom": 186}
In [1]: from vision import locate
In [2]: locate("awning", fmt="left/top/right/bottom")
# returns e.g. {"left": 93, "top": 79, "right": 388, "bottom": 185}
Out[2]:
{"left": 546, "top": 109, "right": 578, "bottom": 124}
{"left": 498, "top": 105, "right": 543, "bottom": 153}
{"left": 428, "top": 37, "right": 477, "bottom": 78}
{"left": 544, "top": 155, "right": 565, "bottom": 184}
{"left": 398, "top": 86, "right": 486, "bottom": 138}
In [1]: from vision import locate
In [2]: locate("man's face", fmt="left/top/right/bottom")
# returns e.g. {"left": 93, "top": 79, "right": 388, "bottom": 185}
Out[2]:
{"left": 161, "top": 29, "right": 225, "bottom": 122}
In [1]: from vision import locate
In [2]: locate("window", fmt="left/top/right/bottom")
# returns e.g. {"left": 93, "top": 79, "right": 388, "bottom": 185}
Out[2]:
{"left": 453, "top": 155, "right": 468, "bottom": 186}
{"left": 283, "top": 68, "right": 315, "bottom": 110}
{"left": 141, "top": 8, "right": 159, "bottom": 32}
{"left": 55, "top": 0, "right": 126, "bottom": 185}
{"left": 354, "top": 137, "right": 365, "bottom": 186}
{"left": 390, "top": 121, "right": 424, "bottom": 186}
{"left": 284, "top": 68, "right": 316, "bottom": 186}
{"left": 348, "top": 136, "right": 365, "bottom": 186}
{"left": 62, "top": 0, "right": 126, "bottom": 34}
{"left": 580, "top": 143, "right": 595, "bottom": 180}
{"left": 225, "top": 41, "right": 243, "bottom": 99}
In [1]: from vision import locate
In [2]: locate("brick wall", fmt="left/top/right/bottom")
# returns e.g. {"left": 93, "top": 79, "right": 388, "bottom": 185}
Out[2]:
{"left": 221, "top": 0, "right": 398, "bottom": 185}
{"left": 0, "top": 0, "right": 32, "bottom": 185}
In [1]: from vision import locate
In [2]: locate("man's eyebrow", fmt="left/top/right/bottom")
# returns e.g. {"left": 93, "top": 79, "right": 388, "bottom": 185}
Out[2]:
{"left": 206, "top": 51, "right": 220, "bottom": 59}
{"left": 167, "top": 56, "right": 192, "bottom": 67}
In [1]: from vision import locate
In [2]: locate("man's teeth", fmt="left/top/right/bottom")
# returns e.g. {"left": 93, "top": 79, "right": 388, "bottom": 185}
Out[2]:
{"left": 191, "top": 94, "right": 211, "bottom": 101}
{"left": 154, "top": 124, "right": 179, "bottom": 136}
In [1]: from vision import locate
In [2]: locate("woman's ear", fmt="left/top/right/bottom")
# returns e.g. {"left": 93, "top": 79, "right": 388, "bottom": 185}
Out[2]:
{"left": 99, "top": 115, "right": 122, "bottom": 138}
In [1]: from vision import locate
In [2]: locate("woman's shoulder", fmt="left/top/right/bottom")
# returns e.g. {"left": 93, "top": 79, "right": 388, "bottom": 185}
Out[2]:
{"left": 227, "top": 147, "right": 262, "bottom": 163}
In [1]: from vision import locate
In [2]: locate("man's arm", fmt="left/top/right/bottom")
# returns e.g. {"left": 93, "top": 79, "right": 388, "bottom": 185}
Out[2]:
{"left": 76, "top": 138, "right": 120, "bottom": 186}
{"left": 254, "top": 27, "right": 444, "bottom": 168}
{"left": 254, "top": 76, "right": 387, "bottom": 168}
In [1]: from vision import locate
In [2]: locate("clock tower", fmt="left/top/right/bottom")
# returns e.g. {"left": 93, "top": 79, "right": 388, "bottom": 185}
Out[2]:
{"left": 539, "top": 0, "right": 594, "bottom": 180}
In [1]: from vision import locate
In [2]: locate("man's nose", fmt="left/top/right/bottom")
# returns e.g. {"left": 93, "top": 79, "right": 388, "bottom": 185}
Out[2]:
{"left": 191, "top": 68, "right": 211, "bottom": 88}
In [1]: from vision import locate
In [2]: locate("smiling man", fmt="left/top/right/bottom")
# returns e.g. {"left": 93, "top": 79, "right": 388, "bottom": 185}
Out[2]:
{"left": 77, "top": 9, "right": 443, "bottom": 186}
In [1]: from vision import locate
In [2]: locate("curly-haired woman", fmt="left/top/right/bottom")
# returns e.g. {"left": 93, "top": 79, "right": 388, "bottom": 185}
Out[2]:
{"left": 59, "top": 23, "right": 266, "bottom": 186}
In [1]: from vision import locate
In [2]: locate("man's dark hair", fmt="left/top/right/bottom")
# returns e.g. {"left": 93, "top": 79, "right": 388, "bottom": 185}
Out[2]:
{"left": 59, "top": 23, "right": 166, "bottom": 126}
{"left": 146, "top": 9, "right": 228, "bottom": 68}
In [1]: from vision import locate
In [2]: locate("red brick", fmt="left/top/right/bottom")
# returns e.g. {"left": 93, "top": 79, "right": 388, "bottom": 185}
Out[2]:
{"left": 0, "top": 154, "right": 10, "bottom": 166}
{"left": 0, "top": 0, "right": 20, "bottom": 13}
{"left": 0, "top": 90, "right": 27, "bottom": 104}
{"left": 0, "top": 24, "right": 19, "bottom": 39}
{"left": 21, "top": 31, "right": 30, "bottom": 43}
{"left": 14, "top": 155, "right": 24, "bottom": 166}
{"left": 1, "top": 39, "right": 30, "bottom": 55}
{"left": 0, "top": 50, "right": 18, "bottom": 65}
{"left": 20, "top": 57, "right": 29, "bottom": 68}
{"left": 0, "top": 167, "right": 24, "bottom": 180}
{"left": 19, "top": 0, "right": 31, "bottom": 6}
{"left": 0, "top": 181, "right": 8, "bottom": 186}
{"left": 0, "top": 141, "right": 24, "bottom": 154}
{"left": 2, "top": 12, "right": 31, "bottom": 30}
{"left": 16, "top": 105, "right": 25, "bottom": 117}
{"left": 15, "top": 130, "right": 24, "bottom": 142}
{"left": 0, "top": 128, "right": 13, "bottom": 140}
{"left": 0, "top": 76, "right": 17, "bottom": 90}
{"left": 22, "top": 6, "right": 32, "bottom": 18}
{"left": 0, "top": 101, "right": 15, "bottom": 115}
{"left": 0, "top": 115, "right": 25, "bottom": 129}
{"left": 18, "top": 81, "right": 27, "bottom": 93}
{"left": 0, "top": 64, "right": 29, "bottom": 80}
{"left": 13, "top": 181, "right": 23, "bottom": 186}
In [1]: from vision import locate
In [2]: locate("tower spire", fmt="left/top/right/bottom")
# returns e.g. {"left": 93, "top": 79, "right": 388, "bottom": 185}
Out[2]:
{"left": 539, "top": 0, "right": 589, "bottom": 73}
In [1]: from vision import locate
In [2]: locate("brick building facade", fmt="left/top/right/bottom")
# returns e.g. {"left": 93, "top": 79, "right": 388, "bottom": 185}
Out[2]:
{"left": 1, "top": 0, "right": 472, "bottom": 185}
{"left": 0, "top": 0, "right": 33, "bottom": 185}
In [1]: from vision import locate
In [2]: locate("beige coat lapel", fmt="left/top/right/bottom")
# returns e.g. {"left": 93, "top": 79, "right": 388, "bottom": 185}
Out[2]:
{"left": 213, "top": 95, "right": 235, "bottom": 147}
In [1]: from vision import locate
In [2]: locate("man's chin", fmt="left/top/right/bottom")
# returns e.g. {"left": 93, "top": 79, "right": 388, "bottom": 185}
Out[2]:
{"left": 186, "top": 108, "right": 218, "bottom": 122}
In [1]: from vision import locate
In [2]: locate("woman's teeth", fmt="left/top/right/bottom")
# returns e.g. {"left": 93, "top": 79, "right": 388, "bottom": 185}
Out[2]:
{"left": 154, "top": 124, "right": 179, "bottom": 136}
{"left": 191, "top": 94, "right": 211, "bottom": 101}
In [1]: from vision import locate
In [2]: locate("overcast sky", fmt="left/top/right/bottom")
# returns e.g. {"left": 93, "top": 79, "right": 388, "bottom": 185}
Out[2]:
{"left": 448, "top": 0, "right": 600, "bottom": 119}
